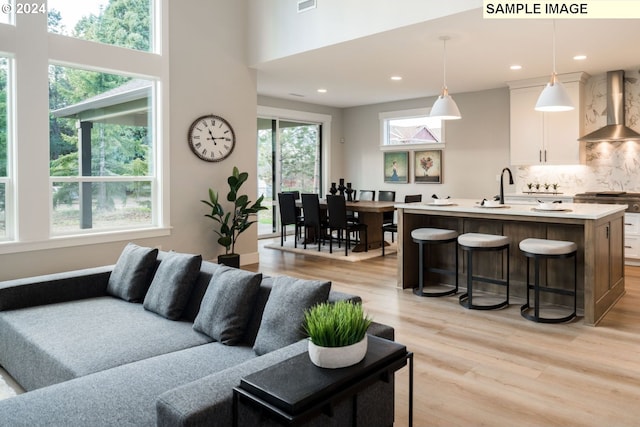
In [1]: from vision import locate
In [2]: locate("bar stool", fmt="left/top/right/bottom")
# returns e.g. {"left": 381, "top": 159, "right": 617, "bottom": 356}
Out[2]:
{"left": 519, "top": 238, "right": 577, "bottom": 323}
{"left": 411, "top": 228, "right": 458, "bottom": 297}
{"left": 458, "top": 233, "right": 510, "bottom": 310}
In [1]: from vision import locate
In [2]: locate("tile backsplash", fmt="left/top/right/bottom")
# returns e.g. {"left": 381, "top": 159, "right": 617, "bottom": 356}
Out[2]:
{"left": 515, "top": 68, "right": 640, "bottom": 195}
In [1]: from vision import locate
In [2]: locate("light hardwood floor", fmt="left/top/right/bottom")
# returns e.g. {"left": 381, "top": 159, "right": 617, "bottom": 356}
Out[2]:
{"left": 251, "top": 239, "right": 640, "bottom": 427}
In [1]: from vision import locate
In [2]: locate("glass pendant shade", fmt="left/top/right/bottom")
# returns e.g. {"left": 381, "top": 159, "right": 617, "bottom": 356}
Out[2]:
{"left": 535, "top": 73, "right": 574, "bottom": 112}
{"left": 431, "top": 88, "right": 462, "bottom": 120}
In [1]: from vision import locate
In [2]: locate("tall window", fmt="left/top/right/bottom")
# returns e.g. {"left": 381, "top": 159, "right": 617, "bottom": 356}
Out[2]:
{"left": 49, "top": 66, "right": 155, "bottom": 234}
{"left": 0, "top": 0, "right": 166, "bottom": 253}
{"left": 0, "top": 58, "right": 8, "bottom": 239}
{"left": 257, "top": 117, "right": 323, "bottom": 237}
{"left": 48, "top": 0, "right": 153, "bottom": 52}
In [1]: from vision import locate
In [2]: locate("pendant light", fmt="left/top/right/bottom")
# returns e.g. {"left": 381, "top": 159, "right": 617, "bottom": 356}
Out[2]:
{"left": 430, "top": 36, "right": 461, "bottom": 120}
{"left": 535, "top": 20, "right": 574, "bottom": 112}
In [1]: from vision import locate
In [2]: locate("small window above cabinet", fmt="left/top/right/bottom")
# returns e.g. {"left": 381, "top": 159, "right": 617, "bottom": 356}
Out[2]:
{"left": 508, "top": 72, "right": 589, "bottom": 165}
{"left": 379, "top": 108, "right": 444, "bottom": 151}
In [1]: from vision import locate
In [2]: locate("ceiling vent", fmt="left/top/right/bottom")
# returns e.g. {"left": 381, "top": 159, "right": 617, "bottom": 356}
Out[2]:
{"left": 297, "top": 0, "right": 317, "bottom": 13}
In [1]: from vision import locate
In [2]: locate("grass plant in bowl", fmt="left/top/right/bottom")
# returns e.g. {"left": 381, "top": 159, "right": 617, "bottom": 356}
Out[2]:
{"left": 303, "top": 301, "right": 373, "bottom": 369}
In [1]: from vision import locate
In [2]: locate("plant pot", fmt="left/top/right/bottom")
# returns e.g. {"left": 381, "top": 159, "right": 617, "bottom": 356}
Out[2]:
{"left": 218, "top": 253, "right": 240, "bottom": 268}
{"left": 308, "top": 337, "right": 368, "bottom": 369}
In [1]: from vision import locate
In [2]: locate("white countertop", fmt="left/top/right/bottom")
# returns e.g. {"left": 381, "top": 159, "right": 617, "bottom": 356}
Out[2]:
{"left": 395, "top": 199, "right": 626, "bottom": 220}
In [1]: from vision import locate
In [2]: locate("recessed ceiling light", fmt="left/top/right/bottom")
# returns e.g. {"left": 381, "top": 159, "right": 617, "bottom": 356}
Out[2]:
{"left": 573, "top": 55, "right": 587, "bottom": 60}
{"left": 317, "top": 88, "right": 327, "bottom": 93}
{"left": 510, "top": 65, "right": 522, "bottom": 70}
{"left": 391, "top": 76, "right": 403, "bottom": 81}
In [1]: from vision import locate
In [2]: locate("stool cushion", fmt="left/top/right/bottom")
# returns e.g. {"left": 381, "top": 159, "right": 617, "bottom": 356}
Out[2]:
{"left": 519, "top": 238, "right": 577, "bottom": 256}
{"left": 411, "top": 228, "right": 458, "bottom": 242}
{"left": 458, "top": 233, "right": 509, "bottom": 248}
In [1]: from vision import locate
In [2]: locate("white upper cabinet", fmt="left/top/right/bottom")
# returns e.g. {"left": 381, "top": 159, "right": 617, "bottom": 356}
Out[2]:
{"left": 508, "top": 72, "right": 588, "bottom": 166}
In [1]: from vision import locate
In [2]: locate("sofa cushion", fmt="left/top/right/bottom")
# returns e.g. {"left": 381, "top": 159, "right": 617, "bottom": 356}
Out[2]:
{"left": 106, "top": 243, "right": 159, "bottom": 302}
{"left": 193, "top": 266, "right": 262, "bottom": 345}
{"left": 0, "top": 342, "right": 256, "bottom": 427}
{"left": 252, "top": 276, "right": 331, "bottom": 356}
{"left": 0, "top": 297, "right": 212, "bottom": 391}
{"left": 143, "top": 252, "right": 202, "bottom": 320}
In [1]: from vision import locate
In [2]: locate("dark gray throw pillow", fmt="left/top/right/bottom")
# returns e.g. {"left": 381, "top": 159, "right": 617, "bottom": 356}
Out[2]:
{"left": 143, "top": 252, "right": 202, "bottom": 320}
{"left": 253, "top": 276, "right": 331, "bottom": 356}
{"left": 106, "top": 243, "right": 159, "bottom": 302}
{"left": 193, "top": 266, "right": 262, "bottom": 345}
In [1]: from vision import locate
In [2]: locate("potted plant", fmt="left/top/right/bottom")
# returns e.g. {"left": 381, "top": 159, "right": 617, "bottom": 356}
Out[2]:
{"left": 202, "top": 166, "right": 267, "bottom": 268}
{"left": 303, "top": 300, "right": 373, "bottom": 369}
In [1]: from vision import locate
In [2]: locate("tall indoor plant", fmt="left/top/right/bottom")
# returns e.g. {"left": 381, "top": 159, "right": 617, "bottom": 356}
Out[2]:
{"left": 202, "top": 166, "right": 267, "bottom": 268}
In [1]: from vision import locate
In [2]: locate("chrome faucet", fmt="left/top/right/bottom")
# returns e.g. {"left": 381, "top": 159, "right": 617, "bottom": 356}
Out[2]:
{"left": 499, "top": 167, "right": 514, "bottom": 205}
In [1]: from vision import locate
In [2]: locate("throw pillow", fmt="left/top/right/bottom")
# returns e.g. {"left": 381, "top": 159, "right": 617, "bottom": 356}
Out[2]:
{"left": 106, "top": 243, "right": 159, "bottom": 302}
{"left": 253, "top": 276, "right": 331, "bottom": 356}
{"left": 193, "top": 266, "right": 262, "bottom": 345}
{"left": 142, "top": 252, "right": 202, "bottom": 320}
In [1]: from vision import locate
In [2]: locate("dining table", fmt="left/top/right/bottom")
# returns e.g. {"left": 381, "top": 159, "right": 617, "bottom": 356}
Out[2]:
{"left": 297, "top": 199, "right": 397, "bottom": 252}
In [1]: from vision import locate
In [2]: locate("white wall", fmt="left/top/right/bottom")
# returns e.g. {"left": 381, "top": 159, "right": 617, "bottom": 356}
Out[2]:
{"left": 247, "top": 0, "right": 480, "bottom": 66}
{"left": 1, "top": 0, "right": 258, "bottom": 280}
{"left": 342, "top": 87, "right": 511, "bottom": 202}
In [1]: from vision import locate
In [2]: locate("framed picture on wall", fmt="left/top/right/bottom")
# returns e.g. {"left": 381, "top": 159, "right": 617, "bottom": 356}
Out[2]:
{"left": 383, "top": 151, "right": 409, "bottom": 183}
{"left": 414, "top": 150, "right": 442, "bottom": 183}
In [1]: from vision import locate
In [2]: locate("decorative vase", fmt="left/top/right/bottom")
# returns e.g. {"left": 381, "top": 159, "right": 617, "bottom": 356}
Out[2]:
{"left": 308, "top": 337, "right": 368, "bottom": 369}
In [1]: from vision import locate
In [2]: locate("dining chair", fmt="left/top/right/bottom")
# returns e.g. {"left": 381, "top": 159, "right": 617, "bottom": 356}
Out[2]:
{"left": 377, "top": 190, "right": 396, "bottom": 227}
{"left": 277, "top": 192, "right": 304, "bottom": 247}
{"left": 301, "top": 193, "right": 326, "bottom": 251}
{"left": 326, "top": 195, "right": 368, "bottom": 256}
{"left": 358, "top": 190, "right": 375, "bottom": 201}
{"left": 382, "top": 194, "right": 422, "bottom": 256}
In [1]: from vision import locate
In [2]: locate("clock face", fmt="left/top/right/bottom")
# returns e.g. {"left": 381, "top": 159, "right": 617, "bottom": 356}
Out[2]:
{"left": 188, "top": 115, "right": 236, "bottom": 162}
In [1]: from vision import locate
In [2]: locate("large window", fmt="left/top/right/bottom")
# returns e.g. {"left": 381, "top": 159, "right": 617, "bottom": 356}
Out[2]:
{"left": 0, "top": 58, "right": 8, "bottom": 239}
{"left": 49, "top": 66, "right": 155, "bottom": 234}
{"left": 48, "top": 0, "right": 153, "bottom": 52}
{"left": 0, "top": 0, "right": 167, "bottom": 253}
{"left": 257, "top": 108, "right": 330, "bottom": 237}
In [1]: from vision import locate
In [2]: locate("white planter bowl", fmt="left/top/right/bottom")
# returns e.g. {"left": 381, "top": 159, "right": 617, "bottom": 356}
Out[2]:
{"left": 308, "top": 337, "right": 368, "bottom": 369}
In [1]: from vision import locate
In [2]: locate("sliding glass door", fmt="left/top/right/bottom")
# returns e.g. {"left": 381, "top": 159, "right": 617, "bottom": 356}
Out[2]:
{"left": 257, "top": 118, "right": 323, "bottom": 237}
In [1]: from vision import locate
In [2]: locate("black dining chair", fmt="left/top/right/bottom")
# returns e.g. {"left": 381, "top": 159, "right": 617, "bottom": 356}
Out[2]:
{"left": 301, "top": 193, "right": 326, "bottom": 251}
{"left": 277, "top": 192, "right": 304, "bottom": 247}
{"left": 382, "top": 194, "right": 422, "bottom": 256}
{"left": 358, "top": 190, "right": 375, "bottom": 201}
{"left": 326, "top": 195, "right": 368, "bottom": 256}
{"left": 377, "top": 190, "right": 396, "bottom": 225}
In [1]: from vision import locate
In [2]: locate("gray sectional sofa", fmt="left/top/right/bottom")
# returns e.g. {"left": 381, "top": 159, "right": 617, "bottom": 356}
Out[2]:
{"left": 0, "top": 244, "right": 396, "bottom": 426}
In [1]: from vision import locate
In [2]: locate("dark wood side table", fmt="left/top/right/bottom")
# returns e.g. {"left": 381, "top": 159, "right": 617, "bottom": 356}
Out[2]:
{"left": 233, "top": 335, "right": 413, "bottom": 427}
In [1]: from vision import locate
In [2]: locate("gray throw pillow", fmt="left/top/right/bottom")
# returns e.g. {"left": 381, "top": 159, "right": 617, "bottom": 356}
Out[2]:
{"left": 193, "top": 266, "right": 262, "bottom": 345}
{"left": 253, "top": 276, "right": 331, "bottom": 356}
{"left": 143, "top": 252, "right": 202, "bottom": 320}
{"left": 106, "top": 243, "right": 159, "bottom": 302}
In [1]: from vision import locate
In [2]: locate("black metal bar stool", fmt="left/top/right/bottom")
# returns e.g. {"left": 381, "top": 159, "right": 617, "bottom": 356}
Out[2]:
{"left": 519, "top": 238, "right": 577, "bottom": 323}
{"left": 458, "top": 232, "right": 510, "bottom": 310}
{"left": 411, "top": 228, "right": 458, "bottom": 297}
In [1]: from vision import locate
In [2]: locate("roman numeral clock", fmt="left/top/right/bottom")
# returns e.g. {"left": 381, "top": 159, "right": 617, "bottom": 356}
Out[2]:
{"left": 187, "top": 114, "right": 236, "bottom": 162}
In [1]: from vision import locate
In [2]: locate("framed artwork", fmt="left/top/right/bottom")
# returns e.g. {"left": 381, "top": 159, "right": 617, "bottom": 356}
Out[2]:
{"left": 414, "top": 150, "right": 442, "bottom": 183}
{"left": 383, "top": 151, "right": 409, "bottom": 183}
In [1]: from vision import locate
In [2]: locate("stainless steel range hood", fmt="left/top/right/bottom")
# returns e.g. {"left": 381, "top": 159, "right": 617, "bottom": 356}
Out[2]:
{"left": 578, "top": 70, "right": 640, "bottom": 142}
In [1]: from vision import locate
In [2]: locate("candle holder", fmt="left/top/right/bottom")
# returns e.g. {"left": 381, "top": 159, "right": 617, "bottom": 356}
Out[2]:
{"left": 329, "top": 182, "right": 338, "bottom": 195}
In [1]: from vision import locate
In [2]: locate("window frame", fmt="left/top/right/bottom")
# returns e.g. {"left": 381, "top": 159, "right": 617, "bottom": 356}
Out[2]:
{"left": 379, "top": 108, "right": 445, "bottom": 151}
{"left": 0, "top": 0, "right": 170, "bottom": 255}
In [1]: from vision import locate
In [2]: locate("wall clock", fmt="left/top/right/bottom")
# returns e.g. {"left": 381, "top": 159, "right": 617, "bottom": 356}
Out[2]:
{"left": 187, "top": 114, "right": 236, "bottom": 162}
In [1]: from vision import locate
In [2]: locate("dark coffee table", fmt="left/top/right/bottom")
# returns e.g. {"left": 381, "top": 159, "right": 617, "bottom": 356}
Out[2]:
{"left": 233, "top": 335, "right": 413, "bottom": 426}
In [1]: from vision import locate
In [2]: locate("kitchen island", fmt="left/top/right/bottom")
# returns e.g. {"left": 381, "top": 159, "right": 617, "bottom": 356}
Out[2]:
{"left": 395, "top": 200, "right": 626, "bottom": 326}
